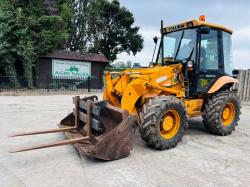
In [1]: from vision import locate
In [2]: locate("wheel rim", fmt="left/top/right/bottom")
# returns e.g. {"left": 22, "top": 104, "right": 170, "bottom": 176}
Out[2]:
{"left": 160, "top": 110, "right": 180, "bottom": 139}
{"left": 221, "top": 102, "right": 235, "bottom": 126}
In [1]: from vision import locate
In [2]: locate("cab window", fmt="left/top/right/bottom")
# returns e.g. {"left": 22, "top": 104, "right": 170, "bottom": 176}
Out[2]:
{"left": 199, "top": 30, "right": 219, "bottom": 70}
{"left": 156, "top": 29, "right": 197, "bottom": 64}
{"left": 223, "top": 32, "right": 233, "bottom": 75}
{"left": 176, "top": 30, "right": 196, "bottom": 61}
{"left": 156, "top": 47, "right": 163, "bottom": 64}
{"left": 164, "top": 37, "right": 176, "bottom": 58}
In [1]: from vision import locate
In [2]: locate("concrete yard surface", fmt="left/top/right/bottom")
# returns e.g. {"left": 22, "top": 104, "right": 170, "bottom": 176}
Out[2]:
{"left": 0, "top": 95, "right": 250, "bottom": 187}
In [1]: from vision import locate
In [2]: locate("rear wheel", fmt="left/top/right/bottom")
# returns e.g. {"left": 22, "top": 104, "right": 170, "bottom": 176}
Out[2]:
{"left": 202, "top": 91, "right": 241, "bottom": 135}
{"left": 139, "top": 96, "right": 188, "bottom": 150}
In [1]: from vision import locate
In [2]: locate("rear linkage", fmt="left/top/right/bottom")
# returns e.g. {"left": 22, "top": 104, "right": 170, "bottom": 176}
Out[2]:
{"left": 9, "top": 96, "right": 137, "bottom": 161}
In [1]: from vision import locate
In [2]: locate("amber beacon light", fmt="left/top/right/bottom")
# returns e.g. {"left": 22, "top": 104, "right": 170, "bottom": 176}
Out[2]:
{"left": 199, "top": 15, "right": 206, "bottom": 21}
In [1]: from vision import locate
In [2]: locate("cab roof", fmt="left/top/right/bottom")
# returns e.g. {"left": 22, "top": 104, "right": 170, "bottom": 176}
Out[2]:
{"left": 162, "top": 20, "right": 233, "bottom": 34}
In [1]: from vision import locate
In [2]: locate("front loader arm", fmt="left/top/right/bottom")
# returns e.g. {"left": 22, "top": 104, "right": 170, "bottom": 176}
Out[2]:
{"left": 103, "top": 73, "right": 121, "bottom": 107}
{"left": 104, "top": 64, "right": 185, "bottom": 115}
{"left": 121, "top": 79, "right": 148, "bottom": 114}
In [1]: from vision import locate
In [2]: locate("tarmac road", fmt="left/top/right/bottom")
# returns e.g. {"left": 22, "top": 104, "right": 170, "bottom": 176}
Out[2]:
{"left": 0, "top": 94, "right": 250, "bottom": 187}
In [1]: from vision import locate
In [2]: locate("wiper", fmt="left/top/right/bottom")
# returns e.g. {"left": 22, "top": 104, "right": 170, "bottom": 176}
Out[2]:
{"left": 174, "top": 30, "right": 185, "bottom": 61}
{"left": 187, "top": 47, "right": 195, "bottom": 61}
{"left": 175, "top": 47, "right": 194, "bottom": 63}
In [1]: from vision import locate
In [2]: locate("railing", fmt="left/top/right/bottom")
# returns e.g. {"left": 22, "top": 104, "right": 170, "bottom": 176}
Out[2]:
{"left": 1, "top": 71, "right": 250, "bottom": 101}
{"left": 0, "top": 75, "right": 103, "bottom": 93}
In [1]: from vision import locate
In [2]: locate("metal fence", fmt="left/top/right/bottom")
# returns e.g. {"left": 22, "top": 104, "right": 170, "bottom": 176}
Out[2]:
{"left": 1, "top": 71, "right": 250, "bottom": 101}
{"left": 234, "top": 70, "right": 250, "bottom": 101}
{"left": 0, "top": 76, "right": 103, "bottom": 93}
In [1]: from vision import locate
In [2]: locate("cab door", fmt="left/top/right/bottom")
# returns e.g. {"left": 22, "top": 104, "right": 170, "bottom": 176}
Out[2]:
{"left": 196, "top": 28, "right": 223, "bottom": 93}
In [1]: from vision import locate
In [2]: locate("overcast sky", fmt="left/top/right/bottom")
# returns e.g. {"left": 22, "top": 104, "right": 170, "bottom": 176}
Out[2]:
{"left": 117, "top": 0, "right": 249, "bottom": 69}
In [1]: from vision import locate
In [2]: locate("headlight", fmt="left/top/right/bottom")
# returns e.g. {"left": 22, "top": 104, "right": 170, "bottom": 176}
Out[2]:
{"left": 187, "top": 60, "right": 193, "bottom": 68}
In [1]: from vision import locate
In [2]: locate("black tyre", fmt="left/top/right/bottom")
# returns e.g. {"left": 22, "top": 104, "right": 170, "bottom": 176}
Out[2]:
{"left": 202, "top": 91, "right": 241, "bottom": 136}
{"left": 139, "top": 96, "right": 188, "bottom": 150}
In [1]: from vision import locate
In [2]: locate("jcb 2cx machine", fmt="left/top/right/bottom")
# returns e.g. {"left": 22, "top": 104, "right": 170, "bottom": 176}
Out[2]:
{"left": 10, "top": 16, "right": 241, "bottom": 160}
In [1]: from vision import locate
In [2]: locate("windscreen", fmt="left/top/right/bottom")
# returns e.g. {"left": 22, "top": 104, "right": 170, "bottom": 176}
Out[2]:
{"left": 157, "top": 29, "right": 197, "bottom": 64}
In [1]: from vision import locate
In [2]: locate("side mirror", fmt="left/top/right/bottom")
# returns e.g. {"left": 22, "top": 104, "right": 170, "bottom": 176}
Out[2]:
{"left": 200, "top": 27, "right": 211, "bottom": 34}
{"left": 232, "top": 69, "right": 239, "bottom": 76}
{"left": 153, "top": 36, "right": 158, "bottom": 44}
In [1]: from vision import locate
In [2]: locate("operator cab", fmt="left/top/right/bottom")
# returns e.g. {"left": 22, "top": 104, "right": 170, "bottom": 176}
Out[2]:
{"left": 155, "top": 16, "right": 234, "bottom": 96}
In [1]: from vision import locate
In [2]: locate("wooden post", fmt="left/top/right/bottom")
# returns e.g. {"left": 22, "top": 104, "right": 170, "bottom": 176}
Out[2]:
{"left": 86, "top": 100, "right": 92, "bottom": 140}
{"left": 74, "top": 96, "right": 80, "bottom": 128}
{"left": 239, "top": 70, "right": 245, "bottom": 100}
{"left": 246, "top": 70, "right": 250, "bottom": 101}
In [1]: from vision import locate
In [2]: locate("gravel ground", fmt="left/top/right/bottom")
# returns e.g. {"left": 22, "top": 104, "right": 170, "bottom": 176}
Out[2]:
{"left": 0, "top": 95, "right": 250, "bottom": 187}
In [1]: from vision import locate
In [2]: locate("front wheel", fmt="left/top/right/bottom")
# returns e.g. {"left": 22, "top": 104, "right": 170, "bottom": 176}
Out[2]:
{"left": 202, "top": 91, "right": 241, "bottom": 136}
{"left": 139, "top": 96, "right": 188, "bottom": 150}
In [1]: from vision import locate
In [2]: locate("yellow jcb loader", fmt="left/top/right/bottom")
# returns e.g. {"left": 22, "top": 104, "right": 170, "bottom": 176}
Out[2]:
{"left": 10, "top": 16, "right": 241, "bottom": 160}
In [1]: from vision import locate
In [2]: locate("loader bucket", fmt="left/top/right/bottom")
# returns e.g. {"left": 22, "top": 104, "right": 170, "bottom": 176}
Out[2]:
{"left": 9, "top": 96, "right": 137, "bottom": 161}
{"left": 59, "top": 96, "right": 136, "bottom": 160}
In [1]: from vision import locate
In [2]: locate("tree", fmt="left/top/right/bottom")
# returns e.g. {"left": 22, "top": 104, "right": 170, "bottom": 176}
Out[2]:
{"left": 133, "top": 63, "right": 141, "bottom": 68}
{"left": 0, "top": 0, "right": 143, "bottom": 88}
{"left": 66, "top": 0, "right": 144, "bottom": 62}
{"left": 66, "top": 0, "right": 93, "bottom": 51}
{"left": 113, "top": 61, "right": 125, "bottom": 69}
{"left": 0, "top": 2, "right": 31, "bottom": 86}
{"left": 126, "top": 60, "right": 132, "bottom": 68}
{"left": 88, "top": 0, "right": 143, "bottom": 62}
{"left": 0, "top": 0, "right": 70, "bottom": 87}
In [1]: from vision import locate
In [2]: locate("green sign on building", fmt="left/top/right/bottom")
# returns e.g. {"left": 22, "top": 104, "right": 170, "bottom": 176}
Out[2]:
{"left": 52, "top": 59, "right": 91, "bottom": 78}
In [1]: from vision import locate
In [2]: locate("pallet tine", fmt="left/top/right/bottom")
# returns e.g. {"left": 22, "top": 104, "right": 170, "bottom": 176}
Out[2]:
{"left": 9, "top": 127, "right": 76, "bottom": 137}
{"left": 9, "top": 95, "right": 81, "bottom": 138}
{"left": 8, "top": 137, "right": 88, "bottom": 153}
